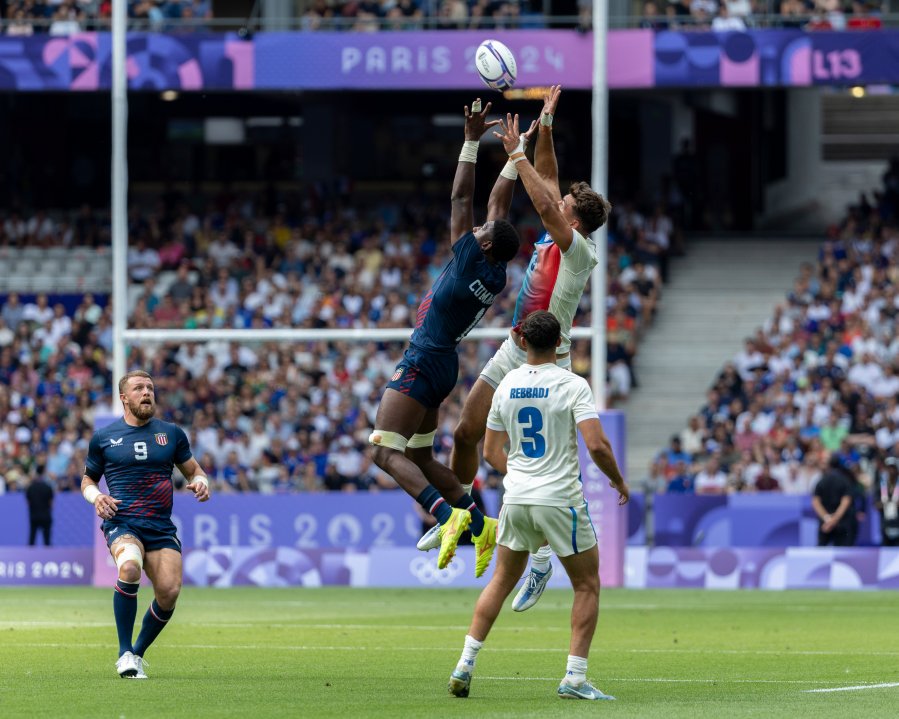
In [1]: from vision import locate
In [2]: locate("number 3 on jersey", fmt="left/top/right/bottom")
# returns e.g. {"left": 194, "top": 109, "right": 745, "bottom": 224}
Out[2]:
{"left": 517, "top": 406, "right": 546, "bottom": 458}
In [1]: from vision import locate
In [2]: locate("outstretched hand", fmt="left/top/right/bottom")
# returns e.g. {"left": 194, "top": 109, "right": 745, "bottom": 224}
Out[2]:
{"left": 464, "top": 99, "right": 500, "bottom": 141}
{"left": 522, "top": 119, "right": 539, "bottom": 148}
{"left": 494, "top": 113, "right": 524, "bottom": 156}
{"left": 541, "top": 84, "right": 562, "bottom": 117}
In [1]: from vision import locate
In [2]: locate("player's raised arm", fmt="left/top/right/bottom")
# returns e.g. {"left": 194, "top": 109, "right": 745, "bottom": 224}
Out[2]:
{"left": 486, "top": 119, "right": 537, "bottom": 222}
{"left": 533, "top": 84, "right": 563, "bottom": 202}
{"left": 450, "top": 99, "right": 500, "bottom": 244}
{"left": 495, "top": 113, "right": 575, "bottom": 252}
{"left": 178, "top": 457, "right": 211, "bottom": 502}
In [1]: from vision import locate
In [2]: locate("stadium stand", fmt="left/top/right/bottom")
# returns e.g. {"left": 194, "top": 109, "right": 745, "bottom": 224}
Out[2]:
{"left": 0, "top": 184, "right": 672, "bottom": 496}
{"left": 651, "top": 175, "right": 899, "bottom": 511}
{"left": 0, "top": 2, "right": 893, "bottom": 33}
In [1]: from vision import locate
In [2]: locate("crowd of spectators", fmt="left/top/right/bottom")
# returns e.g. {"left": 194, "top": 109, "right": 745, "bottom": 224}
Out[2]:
{"left": 650, "top": 162, "right": 899, "bottom": 532}
{"left": 1, "top": 0, "right": 893, "bottom": 36}
{"left": 640, "top": 0, "right": 887, "bottom": 32}
{"left": 0, "top": 179, "right": 671, "bottom": 496}
{"left": 1, "top": 0, "right": 213, "bottom": 35}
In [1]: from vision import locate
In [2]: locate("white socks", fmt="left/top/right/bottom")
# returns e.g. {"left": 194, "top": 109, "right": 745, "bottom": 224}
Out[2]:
{"left": 530, "top": 544, "right": 552, "bottom": 573}
{"left": 456, "top": 634, "right": 483, "bottom": 674}
{"left": 563, "top": 654, "right": 588, "bottom": 686}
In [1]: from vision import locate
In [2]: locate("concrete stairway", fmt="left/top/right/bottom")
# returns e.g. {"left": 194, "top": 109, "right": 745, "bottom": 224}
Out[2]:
{"left": 618, "top": 237, "right": 819, "bottom": 485}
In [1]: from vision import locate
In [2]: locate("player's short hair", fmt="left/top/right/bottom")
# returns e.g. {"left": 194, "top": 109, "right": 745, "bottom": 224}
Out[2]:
{"left": 521, "top": 310, "right": 561, "bottom": 352}
{"left": 489, "top": 219, "right": 520, "bottom": 263}
{"left": 118, "top": 370, "right": 154, "bottom": 396}
{"left": 569, "top": 182, "right": 612, "bottom": 235}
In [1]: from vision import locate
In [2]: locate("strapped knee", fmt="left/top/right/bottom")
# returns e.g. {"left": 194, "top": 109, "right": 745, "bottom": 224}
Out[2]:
{"left": 368, "top": 430, "right": 409, "bottom": 452}
{"left": 406, "top": 430, "right": 436, "bottom": 450}
{"left": 113, "top": 542, "right": 144, "bottom": 572}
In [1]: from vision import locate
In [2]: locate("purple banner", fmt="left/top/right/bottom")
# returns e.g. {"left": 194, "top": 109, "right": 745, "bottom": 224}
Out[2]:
{"left": 181, "top": 545, "right": 581, "bottom": 588}
{"left": 654, "top": 30, "right": 813, "bottom": 87}
{"left": 653, "top": 493, "right": 876, "bottom": 547}
{"left": 626, "top": 546, "right": 899, "bottom": 590}
{"left": 4, "top": 30, "right": 899, "bottom": 91}
{"left": 578, "top": 410, "right": 628, "bottom": 587}
{"left": 0, "top": 32, "right": 252, "bottom": 91}
{"left": 0, "top": 547, "right": 92, "bottom": 585}
{"left": 254, "top": 30, "right": 602, "bottom": 90}
{"left": 168, "top": 492, "right": 477, "bottom": 548}
{"left": 0, "top": 493, "right": 95, "bottom": 547}
{"left": 91, "top": 490, "right": 500, "bottom": 586}
{"left": 182, "top": 546, "right": 360, "bottom": 587}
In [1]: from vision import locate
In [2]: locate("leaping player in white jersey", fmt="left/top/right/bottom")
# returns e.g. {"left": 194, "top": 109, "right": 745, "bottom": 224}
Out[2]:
{"left": 447, "top": 310, "right": 629, "bottom": 701}
{"left": 417, "top": 85, "right": 612, "bottom": 610}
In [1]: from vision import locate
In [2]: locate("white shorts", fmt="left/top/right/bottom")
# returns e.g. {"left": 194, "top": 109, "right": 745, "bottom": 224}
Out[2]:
{"left": 479, "top": 336, "right": 572, "bottom": 389}
{"left": 498, "top": 503, "right": 597, "bottom": 557}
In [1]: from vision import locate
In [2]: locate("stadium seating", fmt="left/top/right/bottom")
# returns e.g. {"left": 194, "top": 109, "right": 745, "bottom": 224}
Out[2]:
{"left": 651, "top": 181, "right": 899, "bottom": 514}
{"left": 0, "top": 188, "right": 670, "bottom": 495}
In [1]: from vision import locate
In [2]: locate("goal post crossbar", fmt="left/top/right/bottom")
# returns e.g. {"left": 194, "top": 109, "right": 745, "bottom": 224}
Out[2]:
{"left": 122, "top": 327, "right": 598, "bottom": 343}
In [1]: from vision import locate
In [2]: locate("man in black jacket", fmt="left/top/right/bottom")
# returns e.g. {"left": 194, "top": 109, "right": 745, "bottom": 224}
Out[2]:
{"left": 812, "top": 455, "right": 854, "bottom": 547}
{"left": 26, "top": 474, "right": 54, "bottom": 546}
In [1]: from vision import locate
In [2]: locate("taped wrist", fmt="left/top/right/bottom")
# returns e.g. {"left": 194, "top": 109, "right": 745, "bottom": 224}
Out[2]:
{"left": 459, "top": 140, "right": 479, "bottom": 163}
{"left": 83, "top": 484, "right": 101, "bottom": 505}
{"left": 500, "top": 161, "right": 519, "bottom": 180}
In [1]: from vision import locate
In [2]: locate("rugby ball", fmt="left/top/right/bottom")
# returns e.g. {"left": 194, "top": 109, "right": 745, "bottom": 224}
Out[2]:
{"left": 475, "top": 39, "right": 517, "bottom": 91}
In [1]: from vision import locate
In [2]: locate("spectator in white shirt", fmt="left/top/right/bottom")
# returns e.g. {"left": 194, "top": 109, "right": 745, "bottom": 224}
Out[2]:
{"left": 23, "top": 294, "right": 54, "bottom": 326}
{"left": 695, "top": 457, "right": 729, "bottom": 495}
{"left": 127, "top": 238, "right": 161, "bottom": 283}
{"left": 712, "top": 3, "right": 746, "bottom": 30}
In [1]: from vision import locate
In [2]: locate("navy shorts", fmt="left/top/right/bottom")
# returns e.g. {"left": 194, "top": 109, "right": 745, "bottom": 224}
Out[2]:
{"left": 102, "top": 516, "right": 182, "bottom": 553}
{"left": 385, "top": 346, "right": 459, "bottom": 409}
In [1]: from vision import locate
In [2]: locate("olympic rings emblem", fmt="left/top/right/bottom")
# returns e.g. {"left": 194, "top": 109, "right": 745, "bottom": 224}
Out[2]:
{"left": 409, "top": 555, "right": 465, "bottom": 585}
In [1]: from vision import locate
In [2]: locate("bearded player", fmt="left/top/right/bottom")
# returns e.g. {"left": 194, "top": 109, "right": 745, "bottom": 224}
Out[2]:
{"left": 81, "top": 370, "right": 211, "bottom": 679}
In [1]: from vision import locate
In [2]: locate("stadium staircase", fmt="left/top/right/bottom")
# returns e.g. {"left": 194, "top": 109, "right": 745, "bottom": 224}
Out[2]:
{"left": 618, "top": 236, "right": 819, "bottom": 486}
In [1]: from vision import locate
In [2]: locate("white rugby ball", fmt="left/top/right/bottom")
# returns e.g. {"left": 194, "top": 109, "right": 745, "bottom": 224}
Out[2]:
{"left": 475, "top": 39, "right": 517, "bottom": 91}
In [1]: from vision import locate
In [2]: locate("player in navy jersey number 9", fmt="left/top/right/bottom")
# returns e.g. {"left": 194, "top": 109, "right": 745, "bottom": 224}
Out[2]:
{"left": 81, "top": 370, "right": 211, "bottom": 679}
{"left": 369, "top": 98, "right": 523, "bottom": 578}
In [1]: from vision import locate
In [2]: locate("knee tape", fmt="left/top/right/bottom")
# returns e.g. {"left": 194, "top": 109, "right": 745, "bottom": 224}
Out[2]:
{"left": 113, "top": 542, "right": 144, "bottom": 570}
{"left": 406, "top": 430, "right": 437, "bottom": 450}
{"left": 368, "top": 430, "right": 409, "bottom": 452}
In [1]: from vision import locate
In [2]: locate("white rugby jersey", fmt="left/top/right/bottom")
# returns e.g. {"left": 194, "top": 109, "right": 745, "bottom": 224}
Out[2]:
{"left": 487, "top": 362, "right": 598, "bottom": 506}
{"left": 511, "top": 229, "right": 598, "bottom": 355}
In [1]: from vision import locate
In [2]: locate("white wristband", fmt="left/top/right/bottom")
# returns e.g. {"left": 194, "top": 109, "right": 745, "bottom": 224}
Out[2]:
{"left": 459, "top": 140, "right": 479, "bottom": 163}
{"left": 83, "top": 484, "right": 101, "bottom": 505}
{"left": 192, "top": 476, "right": 209, "bottom": 489}
{"left": 500, "top": 161, "right": 519, "bottom": 180}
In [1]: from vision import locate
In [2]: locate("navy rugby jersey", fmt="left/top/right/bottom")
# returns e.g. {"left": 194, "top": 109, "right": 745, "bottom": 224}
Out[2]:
{"left": 85, "top": 417, "right": 192, "bottom": 520}
{"left": 410, "top": 231, "right": 508, "bottom": 353}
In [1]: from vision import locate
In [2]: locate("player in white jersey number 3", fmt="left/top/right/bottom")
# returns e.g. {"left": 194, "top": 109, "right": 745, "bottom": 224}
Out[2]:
{"left": 448, "top": 310, "right": 629, "bottom": 701}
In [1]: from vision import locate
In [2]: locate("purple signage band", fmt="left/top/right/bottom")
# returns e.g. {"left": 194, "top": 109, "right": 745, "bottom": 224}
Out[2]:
{"left": 626, "top": 546, "right": 899, "bottom": 591}
{"left": 1, "top": 29, "right": 896, "bottom": 91}
{"left": 579, "top": 410, "right": 628, "bottom": 588}
{"left": 0, "top": 547, "right": 92, "bottom": 585}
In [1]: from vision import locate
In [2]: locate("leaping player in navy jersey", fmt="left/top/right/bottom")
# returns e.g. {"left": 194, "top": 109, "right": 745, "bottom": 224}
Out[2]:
{"left": 369, "top": 98, "right": 523, "bottom": 579}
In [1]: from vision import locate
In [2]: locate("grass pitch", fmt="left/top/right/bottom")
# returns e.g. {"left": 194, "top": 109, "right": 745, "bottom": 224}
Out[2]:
{"left": 0, "top": 586, "right": 896, "bottom": 718}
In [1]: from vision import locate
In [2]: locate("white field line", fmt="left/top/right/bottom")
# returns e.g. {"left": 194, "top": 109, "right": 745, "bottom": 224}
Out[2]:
{"left": 802, "top": 682, "right": 899, "bottom": 693}
{"left": 14, "top": 598, "right": 897, "bottom": 614}
{"left": 8, "top": 641, "right": 899, "bottom": 660}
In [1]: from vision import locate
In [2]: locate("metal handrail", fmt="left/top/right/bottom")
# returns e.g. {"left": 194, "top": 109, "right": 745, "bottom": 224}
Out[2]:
{"left": 0, "top": 13, "right": 897, "bottom": 33}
